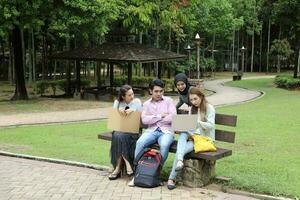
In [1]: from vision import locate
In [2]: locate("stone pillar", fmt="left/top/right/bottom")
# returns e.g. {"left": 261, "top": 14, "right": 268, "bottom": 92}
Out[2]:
{"left": 177, "top": 159, "right": 216, "bottom": 187}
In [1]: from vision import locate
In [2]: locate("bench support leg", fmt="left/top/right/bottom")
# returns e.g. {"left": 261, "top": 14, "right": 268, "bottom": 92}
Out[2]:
{"left": 177, "top": 159, "right": 216, "bottom": 187}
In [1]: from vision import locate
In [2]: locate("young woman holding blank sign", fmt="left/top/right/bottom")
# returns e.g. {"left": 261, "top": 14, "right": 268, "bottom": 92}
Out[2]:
{"left": 109, "top": 85, "right": 142, "bottom": 180}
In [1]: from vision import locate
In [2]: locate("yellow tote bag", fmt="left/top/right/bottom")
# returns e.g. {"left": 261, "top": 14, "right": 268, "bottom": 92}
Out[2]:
{"left": 190, "top": 135, "right": 217, "bottom": 153}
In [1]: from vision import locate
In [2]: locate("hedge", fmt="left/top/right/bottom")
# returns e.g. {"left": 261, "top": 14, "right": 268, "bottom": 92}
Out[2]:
{"left": 36, "top": 79, "right": 91, "bottom": 95}
{"left": 274, "top": 75, "right": 300, "bottom": 89}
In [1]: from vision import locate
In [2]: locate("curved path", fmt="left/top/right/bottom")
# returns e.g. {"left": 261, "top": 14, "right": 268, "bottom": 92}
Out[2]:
{"left": 0, "top": 76, "right": 274, "bottom": 128}
{"left": 205, "top": 76, "right": 274, "bottom": 107}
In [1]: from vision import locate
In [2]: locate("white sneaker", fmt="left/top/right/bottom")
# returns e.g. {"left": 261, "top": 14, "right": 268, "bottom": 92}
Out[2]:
{"left": 128, "top": 178, "right": 135, "bottom": 187}
{"left": 175, "top": 160, "right": 184, "bottom": 171}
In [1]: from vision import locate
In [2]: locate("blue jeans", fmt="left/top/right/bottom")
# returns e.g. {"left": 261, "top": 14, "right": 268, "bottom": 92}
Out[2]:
{"left": 134, "top": 128, "right": 174, "bottom": 163}
{"left": 169, "top": 132, "right": 194, "bottom": 180}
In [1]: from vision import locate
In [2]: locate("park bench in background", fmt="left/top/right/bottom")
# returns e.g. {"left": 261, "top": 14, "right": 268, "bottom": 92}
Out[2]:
{"left": 98, "top": 113, "right": 237, "bottom": 187}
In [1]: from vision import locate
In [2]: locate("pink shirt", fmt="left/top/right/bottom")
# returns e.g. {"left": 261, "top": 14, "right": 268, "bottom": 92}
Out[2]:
{"left": 141, "top": 96, "right": 176, "bottom": 134}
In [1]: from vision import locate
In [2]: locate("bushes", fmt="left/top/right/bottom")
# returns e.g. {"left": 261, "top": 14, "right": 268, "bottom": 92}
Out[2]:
{"left": 113, "top": 76, "right": 173, "bottom": 90}
{"left": 36, "top": 77, "right": 173, "bottom": 96}
{"left": 36, "top": 79, "right": 91, "bottom": 95}
{"left": 274, "top": 75, "right": 300, "bottom": 89}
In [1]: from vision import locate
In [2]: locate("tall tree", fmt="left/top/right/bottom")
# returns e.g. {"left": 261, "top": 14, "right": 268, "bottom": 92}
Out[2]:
{"left": 272, "top": 0, "right": 300, "bottom": 78}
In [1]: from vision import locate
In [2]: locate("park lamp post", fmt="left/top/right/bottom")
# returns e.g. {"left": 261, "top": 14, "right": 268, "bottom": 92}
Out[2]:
{"left": 195, "top": 33, "right": 202, "bottom": 79}
{"left": 184, "top": 44, "right": 194, "bottom": 78}
{"left": 240, "top": 46, "right": 246, "bottom": 76}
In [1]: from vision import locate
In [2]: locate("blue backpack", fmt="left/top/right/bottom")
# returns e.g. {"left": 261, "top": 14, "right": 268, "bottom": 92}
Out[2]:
{"left": 133, "top": 148, "right": 163, "bottom": 188}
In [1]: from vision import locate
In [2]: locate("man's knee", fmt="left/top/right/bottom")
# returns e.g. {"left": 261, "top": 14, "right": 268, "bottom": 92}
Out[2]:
{"left": 136, "top": 139, "right": 145, "bottom": 148}
{"left": 159, "top": 142, "right": 172, "bottom": 153}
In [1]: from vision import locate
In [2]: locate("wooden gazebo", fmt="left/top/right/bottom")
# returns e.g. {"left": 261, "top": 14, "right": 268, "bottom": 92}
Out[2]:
{"left": 49, "top": 39, "right": 186, "bottom": 93}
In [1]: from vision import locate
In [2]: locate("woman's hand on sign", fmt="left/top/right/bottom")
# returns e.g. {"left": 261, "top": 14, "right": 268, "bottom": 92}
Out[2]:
{"left": 118, "top": 108, "right": 126, "bottom": 117}
{"left": 125, "top": 109, "right": 134, "bottom": 115}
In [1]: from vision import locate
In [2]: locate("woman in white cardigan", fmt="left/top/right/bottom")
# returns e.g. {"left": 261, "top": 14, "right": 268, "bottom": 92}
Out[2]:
{"left": 167, "top": 87, "right": 215, "bottom": 189}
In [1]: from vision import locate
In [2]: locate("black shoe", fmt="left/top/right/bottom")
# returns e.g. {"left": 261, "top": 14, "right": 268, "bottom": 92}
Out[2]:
{"left": 167, "top": 183, "right": 176, "bottom": 190}
{"left": 108, "top": 172, "right": 121, "bottom": 180}
{"left": 167, "top": 180, "right": 176, "bottom": 190}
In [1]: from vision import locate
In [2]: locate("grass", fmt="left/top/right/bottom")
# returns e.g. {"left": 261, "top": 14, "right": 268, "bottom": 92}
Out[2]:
{"left": 0, "top": 77, "right": 299, "bottom": 198}
{"left": 217, "top": 78, "right": 300, "bottom": 198}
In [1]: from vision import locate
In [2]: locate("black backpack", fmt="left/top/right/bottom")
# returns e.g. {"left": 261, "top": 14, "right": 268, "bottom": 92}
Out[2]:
{"left": 133, "top": 148, "right": 163, "bottom": 188}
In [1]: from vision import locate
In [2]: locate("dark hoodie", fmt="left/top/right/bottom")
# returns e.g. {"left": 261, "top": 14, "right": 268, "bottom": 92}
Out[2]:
{"left": 174, "top": 73, "right": 192, "bottom": 111}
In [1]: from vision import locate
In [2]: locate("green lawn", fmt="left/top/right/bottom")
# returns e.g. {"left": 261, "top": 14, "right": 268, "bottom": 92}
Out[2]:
{"left": 217, "top": 78, "right": 300, "bottom": 198}
{"left": 0, "top": 78, "right": 299, "bottom": 198}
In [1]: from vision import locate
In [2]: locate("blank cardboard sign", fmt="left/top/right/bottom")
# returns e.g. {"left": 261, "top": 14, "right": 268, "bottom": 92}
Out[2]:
{"left": 107, "top": 108, "right": 141, "bottom": 134}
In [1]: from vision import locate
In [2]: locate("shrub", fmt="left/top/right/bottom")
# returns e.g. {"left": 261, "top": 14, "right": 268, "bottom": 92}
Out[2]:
{"left": 36, "top": 79, "right": 91, "bottom": 95}
{"left": 274, "top": 75, "right": 300, "bottom": 89}
{"left": 107, "top": 76, "right": 173, "bottom": 91}
{"left": 35, "top": 81, "right": 50, "bottom": 95}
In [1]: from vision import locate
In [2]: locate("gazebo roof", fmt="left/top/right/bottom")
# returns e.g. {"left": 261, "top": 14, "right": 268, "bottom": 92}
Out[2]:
{"left": 49, "top": 42, "right": 186, "bottom": 63}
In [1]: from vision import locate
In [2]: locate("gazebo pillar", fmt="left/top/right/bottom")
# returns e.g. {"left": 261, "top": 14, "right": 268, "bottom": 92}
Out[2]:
{"left": 158, "top": 62, "right": 162, "bottom": 79}
{"left": 96, "top": 61, "right": 101, "bottom": 88}
{"left": 128, "top": 63, "right": 132, "bottom": 85}
{"left": 109, "top": 63, "right": 114, "bottom": 87}
{"left": 76, "top": 60, "right": 81, "bottom": 92}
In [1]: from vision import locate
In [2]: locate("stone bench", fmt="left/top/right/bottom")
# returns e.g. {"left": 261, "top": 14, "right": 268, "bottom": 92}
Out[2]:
{"left": 98, "top": 113, "right": 237, "bottom": 187}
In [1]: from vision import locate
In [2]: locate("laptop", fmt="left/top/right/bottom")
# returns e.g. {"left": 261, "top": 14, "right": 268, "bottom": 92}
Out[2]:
{"left": 171, "top": 114, "right": 198, "bottom": 132}
{"left": 107, "top": 108, "right": 141, "bottom": 134}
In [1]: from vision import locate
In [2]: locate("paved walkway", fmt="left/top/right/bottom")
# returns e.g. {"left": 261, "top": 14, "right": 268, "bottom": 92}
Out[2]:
{"left": 0, "top": 155, "right": 258, "bottom": 200}
{"left": 0, "top": 76, "right": 274, "bottom": 128}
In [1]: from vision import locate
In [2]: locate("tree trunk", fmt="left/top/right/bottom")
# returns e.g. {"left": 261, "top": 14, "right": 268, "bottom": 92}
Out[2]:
{"left": 277, "top": 23, "right": 282, "bottom": 73}
{"left": 8, "top": 34, "right": 13, "bottom": 84}
{"left": 41, "top": 32, "right": 48, "bottom": 80}
{"left": 212, "top": 33, "right": 216, "bottom": 75}
{"left": 232, "top": 30, "right": 235, "bottom": 72}
{"left": 32, "top": 30, "right": 36, "bottom": 82}
{"left": 266, "top": 18, "right": 271, "bottom": 73}
{"left": 259, "top": 27, "right": 263, "bottom": 72}
{"left": 293, "top": 49, "right": 299, "bottom": 78}
{"left": 11, "top": 25, "right": 28, "bottom": 100}
{"left": 28, "top": 29, "right": 33, "bottom": 84}
{"left": 168, "top": 28, "right": 172, "bottom": 51}
{"left": 76, "top": 60, "right": 81, "bottom": 92}
{"left": 236, "top": 31, "right": 239, "bottom": 70}
{"left": 155, "top": 19, "right": 160, "bottom": 77}
{"left": 245, "top": 35, "right": 249, "bottom": 72}
{"left": 48, "top": 43, "right": 53, "bottom": 79}
{"left": 251, "top": 28, "right": 254, "bottom": 72}
{"left": 65, "top": 38, "right": 71, "bottom": 96}
{"left": 21, "top": 29, "right": 26, "bottom": 81}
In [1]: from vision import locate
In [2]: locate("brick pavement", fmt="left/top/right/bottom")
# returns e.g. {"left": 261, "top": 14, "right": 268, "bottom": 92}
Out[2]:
{"left": 0, "top": 156, "right": 258, "bottom": 200}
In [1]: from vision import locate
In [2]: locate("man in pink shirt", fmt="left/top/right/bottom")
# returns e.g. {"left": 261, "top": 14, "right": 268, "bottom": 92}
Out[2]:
{"left": 134, "top": 79, "right": 176, "bottom": 163}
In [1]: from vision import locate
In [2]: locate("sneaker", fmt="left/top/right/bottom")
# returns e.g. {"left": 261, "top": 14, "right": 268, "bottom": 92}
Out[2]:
{"left": 128, "top": 178, "right": 135, "bottom": 187}
{"left": 175, "top": 160, "right": 184, "bottom": 171}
